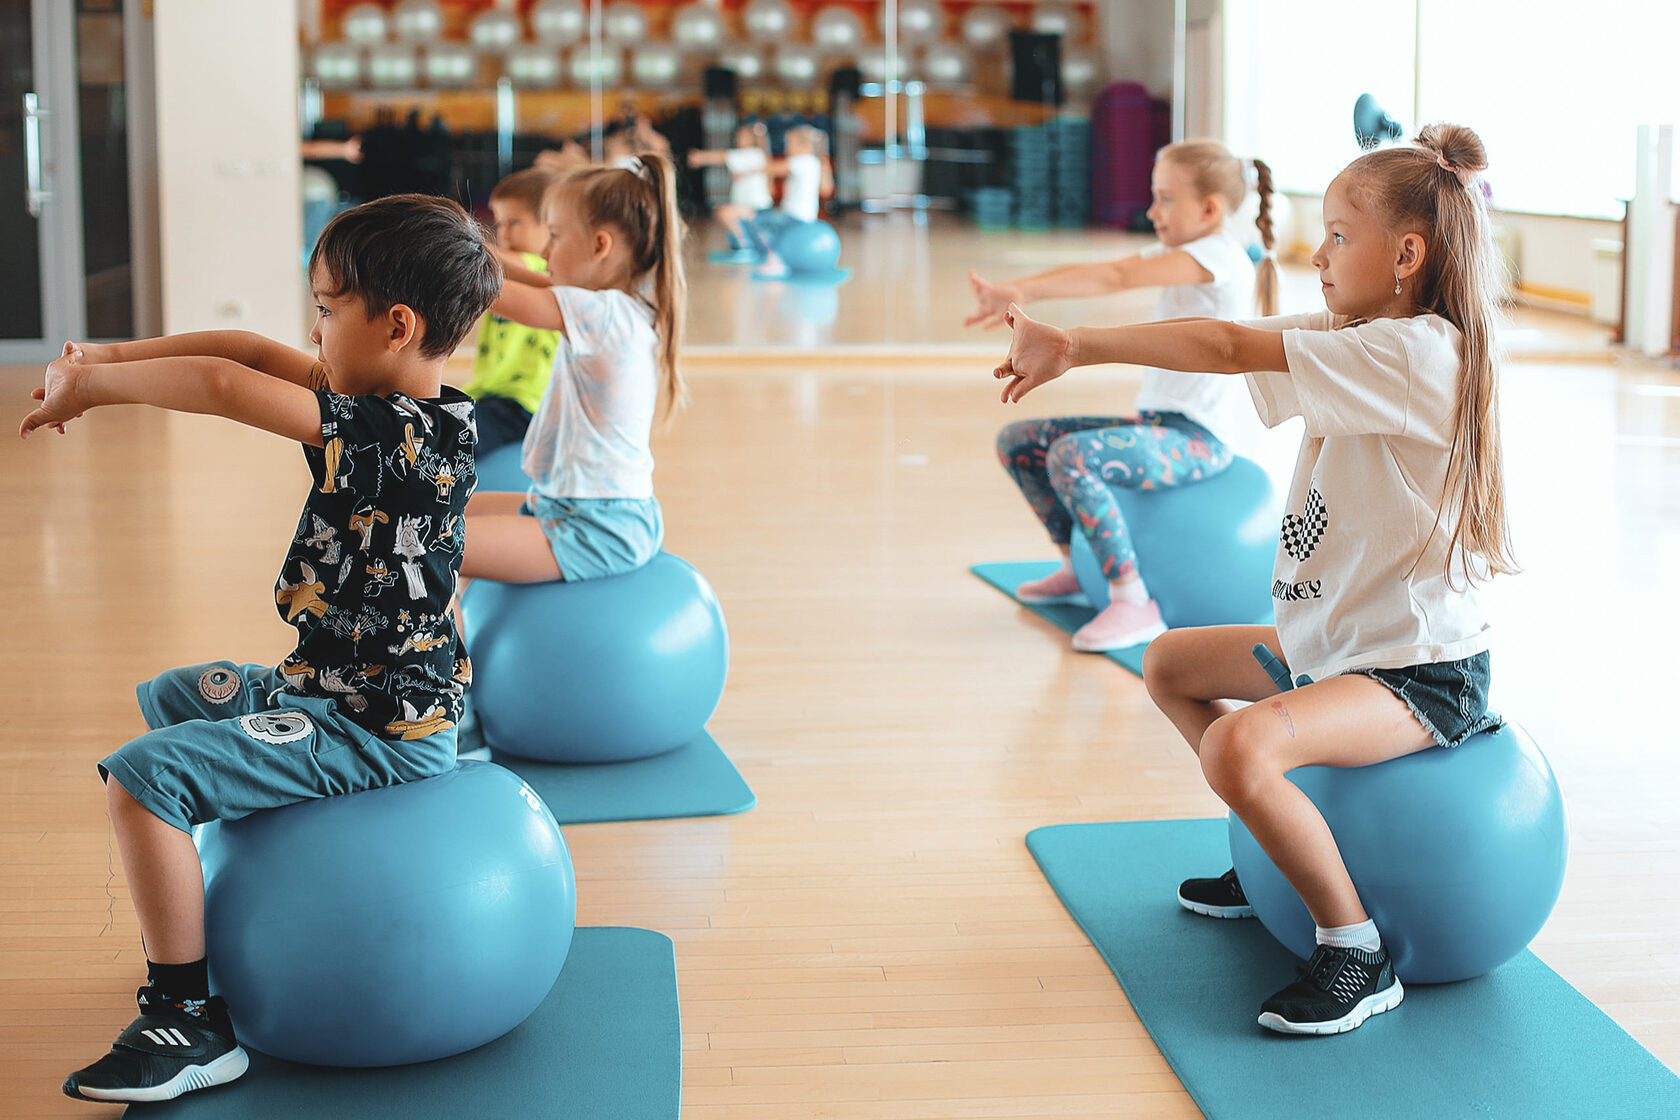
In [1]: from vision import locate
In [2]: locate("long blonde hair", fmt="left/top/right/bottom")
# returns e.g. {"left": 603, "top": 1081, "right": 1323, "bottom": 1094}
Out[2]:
{"left": 1157, "top": 139, "right": 1278, "bottom": 315}
{"left": 550, "top": 152, "right": 688, "bottom": 418}
{"left": 1341, "top": 123, "right": 1516, "bottom": 583}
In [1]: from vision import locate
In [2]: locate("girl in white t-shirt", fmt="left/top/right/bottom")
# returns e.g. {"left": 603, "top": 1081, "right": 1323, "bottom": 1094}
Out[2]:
{"left": 687, "top": 121, "right": 773, "bottom": 254}
{"left": 972, "top": 140, "right": 1278, "bottom": 651}
{"left": 751, "top": 126, "right": 835, "bottom": 277}
{"left": 464, "top": 153, "right": 687, "bottom": 589}
{"left": 996, "top": 124, "right": 1514, "bottom": 1036}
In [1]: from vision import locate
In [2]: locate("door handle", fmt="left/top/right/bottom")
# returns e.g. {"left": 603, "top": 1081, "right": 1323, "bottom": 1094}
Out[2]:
{"left": 24, "top": 92, "right": 50, "bottom": 218}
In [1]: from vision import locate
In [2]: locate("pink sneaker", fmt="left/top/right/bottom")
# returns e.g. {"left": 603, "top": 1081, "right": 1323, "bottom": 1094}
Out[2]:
{"left": 1071, "top": 598, "right": 1167, "bottom": 652}
{"left": 1015, "top": 565, "right": 1084, "bottom": 604}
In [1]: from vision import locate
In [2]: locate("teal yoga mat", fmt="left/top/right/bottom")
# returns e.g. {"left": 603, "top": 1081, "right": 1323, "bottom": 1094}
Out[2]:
{"left": 129, "top": 926, "right": 680, "bottom": 1120}
{"left": 1027, "top": 818, "right": 1680, "bottom": 1120}
{"left": 493, "top": 730, "right": 756, "bottom": 825}
{"left": 971, "top": 561, "right": 1148, "bottom": 676}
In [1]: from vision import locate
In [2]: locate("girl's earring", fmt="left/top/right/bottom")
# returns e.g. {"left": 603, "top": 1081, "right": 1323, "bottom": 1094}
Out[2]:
{"left": 1393, "top": 275, "right": 1402, "bottom": 296}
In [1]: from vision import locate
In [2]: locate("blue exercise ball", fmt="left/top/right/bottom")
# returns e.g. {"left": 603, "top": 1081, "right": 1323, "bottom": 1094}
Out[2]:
{"left": 475, "top": 440, "right": 532, "bottom": 492}
{"left": 198, "top": 762, "right": 576, "bottom": 1066}
{"left": 1229, "top": 720, "right": 1568, "bottom": 984}
{"left": 1069, "top": 454, "right": 1279, "bottom": 628}
{"left": 773, "top": 219, "right": 842, "bottom": 275}
{"left": 465, "top": 553, "right": 729, "bottom": 762}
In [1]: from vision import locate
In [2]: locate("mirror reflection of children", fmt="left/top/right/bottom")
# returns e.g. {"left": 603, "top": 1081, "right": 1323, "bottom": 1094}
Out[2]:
{"left": 463, "top": 168, "right": 559, "bottom": 459}
{"left": 997, "top": 124, "right": 1513, "bottom": 1037}
{"left": 688, "top": 121, "right": 773, "bottom": 255}
{"left": 974, "top": 140, "right": 1277, "bottom": 651}
{"left": 752, "top": 125, "right": 833, "bottom": 278}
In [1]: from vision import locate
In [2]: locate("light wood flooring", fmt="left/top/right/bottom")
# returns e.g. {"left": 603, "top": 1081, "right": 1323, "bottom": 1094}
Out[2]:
{"left": 3, "top": 214, "right": 1675, "bottom": 1118}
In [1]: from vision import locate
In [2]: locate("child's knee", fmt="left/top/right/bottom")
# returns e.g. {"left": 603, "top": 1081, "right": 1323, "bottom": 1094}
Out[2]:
{"left": 1142, "top": 630, "right": 1196, "bottom": 702}
{"left": 994, "top": 420, "right": 1036, "bottom": 466}
{"left": 1198, "top": 712, "right": 1272, "bottom": 805}
{"left": 1044, "top": 433, "right": 1083, "bottom": 479}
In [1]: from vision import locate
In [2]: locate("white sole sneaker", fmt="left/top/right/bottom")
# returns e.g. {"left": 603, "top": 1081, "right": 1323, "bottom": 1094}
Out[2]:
{"left": 1071, "top": 618, "right": 1167, "bottom": 653}
{"left": 73, "top": 1045, "right": 250, "bottom": 1103}
{"left": 1176, "top": 893, "right": 1256, "bottom": 919}
{"left": 1257, "top": 979, "right": 1405, "bottom": 1035}
{"left": 1015, "top": 590, "right": 1090, "bottom": 606}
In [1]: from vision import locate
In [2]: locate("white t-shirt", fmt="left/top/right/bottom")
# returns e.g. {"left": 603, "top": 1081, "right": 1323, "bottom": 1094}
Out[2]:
{"left": 780, "top": 152, "right": 823, "bottom": 222}
{"left": 521, "top": 286, "right": 659, "bottom": 501}
{"left": 1242, "top": 310, "right": 1491, "bottom": 682}
{"left": 1130, "top": 231, "right": 1256, "bottom": 444}
{"left": 725, "top": 147, "right": 772, "bottom": 210}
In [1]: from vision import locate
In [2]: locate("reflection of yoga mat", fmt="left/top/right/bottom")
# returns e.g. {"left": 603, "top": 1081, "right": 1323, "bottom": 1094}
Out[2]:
{"left": 1027, "top": 818, "right": 1680, "bottom": 1120}
{"left": 493, "top": 730, "right": 756, "bottom": 825}
{"left": 971, "top": 561, "right": 1148, "bottom": 677}
{"left": 131, "top": 926, "right": 680, "bottom": 1120}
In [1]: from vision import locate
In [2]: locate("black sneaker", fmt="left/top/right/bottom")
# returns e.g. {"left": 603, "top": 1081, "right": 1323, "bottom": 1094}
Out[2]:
{"left": 1176, "top": 868, "right": 1256, "bottom": 918}
{"left": 63, "top": 986, "right": 249, "bottom": 1103}
{"left": 1257, "top": 943, "right": 1404, "bottom": 1035}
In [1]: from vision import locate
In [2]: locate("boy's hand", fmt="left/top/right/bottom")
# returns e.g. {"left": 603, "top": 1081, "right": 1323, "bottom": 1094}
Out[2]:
{"left": 63, "top": 339, "right": 117, "bottom": 365}
{"left": 964, "top": 269, "right": 1024, "bottom": 330}
{"left": 21, "top": 352, "right": 90, "bottom": 438}
{"left": 994, "top": 304, "right": 1075, "bottom": 404}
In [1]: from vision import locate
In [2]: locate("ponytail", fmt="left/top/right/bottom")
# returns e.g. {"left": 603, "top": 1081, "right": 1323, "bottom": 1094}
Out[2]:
{"left": 1251, "top": 159, "right": 1278, "bottom": 316}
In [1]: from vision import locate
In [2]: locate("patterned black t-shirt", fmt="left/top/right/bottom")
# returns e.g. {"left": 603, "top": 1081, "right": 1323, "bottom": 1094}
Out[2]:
{"left": 272, "top": 378, "right": 477, "bottom": 739}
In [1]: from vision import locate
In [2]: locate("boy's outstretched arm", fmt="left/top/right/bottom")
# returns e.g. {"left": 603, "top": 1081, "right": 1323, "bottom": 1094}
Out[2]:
{"left": 21, "top": 351, "right": 323, "bottom": 444}
{"left": 70, "top": 331, "right": 319, "bottom": 386}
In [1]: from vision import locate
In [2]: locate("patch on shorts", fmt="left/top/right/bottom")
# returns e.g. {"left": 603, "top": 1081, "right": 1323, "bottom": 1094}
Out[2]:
{"left": 197, "top": 667, "right": 242, "bottom": 704}
{"left": 238, "top": 711, "right": 314, "bottom": 745}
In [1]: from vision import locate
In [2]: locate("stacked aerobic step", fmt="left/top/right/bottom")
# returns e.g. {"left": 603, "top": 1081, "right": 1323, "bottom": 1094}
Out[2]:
{"left": 969, "top": 186, "right": 1014, "bottom": 231}
{"left": 1050, "top": 117, "right": 1092, "bottom": 228}
{"left": 1009, "top": 125, "right": 1054, "bottom": 231}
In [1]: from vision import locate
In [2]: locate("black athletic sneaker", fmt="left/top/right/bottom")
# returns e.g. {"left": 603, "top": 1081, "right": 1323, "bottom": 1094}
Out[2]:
{"left": 63, "top": 987, "right": 249, "bottom": 1103}
{"left": 1257, "top": 943, "right": 1404, "bottom": 1035}
{"left": 1176, "top": 867, "right": 1256, "bottom": 918}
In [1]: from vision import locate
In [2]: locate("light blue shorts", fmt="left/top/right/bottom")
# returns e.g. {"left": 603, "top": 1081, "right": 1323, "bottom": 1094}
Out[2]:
{"left": 522, "top": 492, "right": 663, "bottom": 581}
{"left": 99, "top": 661, "right": 457, "bottom": 833}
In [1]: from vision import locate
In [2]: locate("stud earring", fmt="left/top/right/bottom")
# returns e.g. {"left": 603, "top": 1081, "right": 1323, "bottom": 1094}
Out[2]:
{"left": 1394, "top": 275, "right": 1402, "bottom": 295}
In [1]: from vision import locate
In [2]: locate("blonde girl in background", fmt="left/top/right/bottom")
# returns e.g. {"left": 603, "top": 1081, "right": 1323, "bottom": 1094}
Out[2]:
{"left": 463, "top": 167, "right": 559, "bottom": 458}
{"left": 974, "top": 141, "right": 1277, "bottom": 651}
{"left": 688, "top": 120, "right": 774, "bottom": 257}
{"left": 996, "top": 124, "right": 1512, "bottom": 1035}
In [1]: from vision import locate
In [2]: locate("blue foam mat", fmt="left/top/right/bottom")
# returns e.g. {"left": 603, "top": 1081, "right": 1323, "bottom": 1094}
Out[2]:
{"left": 1027, "top": 818, "right": 1680, "bottom": 1120}
{"left": 493, "top": 730, "right": 756, "bottom": 825}
{"left": 129, "top": 926, "right": 680, "bottom": 1120}
{"left": 971, "top": 561, "right": 1148, "bottom": 676}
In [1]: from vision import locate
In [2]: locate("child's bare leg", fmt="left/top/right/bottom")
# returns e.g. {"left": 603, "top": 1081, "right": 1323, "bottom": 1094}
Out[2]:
{"left": 462, "top": 501, "right": 563, "bottom": 584}
{"left": 1143, "top": 625, "right": 1285, "bottom": 749}
{"left": 107, "top": 779, "right": 204, "bottom": 963}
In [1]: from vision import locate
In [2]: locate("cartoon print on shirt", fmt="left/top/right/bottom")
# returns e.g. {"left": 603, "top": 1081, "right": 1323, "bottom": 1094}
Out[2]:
{"left": 363, "top": 558, "right": 401, "bottom": 596}
{"left": 392, "top": 514, "right": 432, "bottom": 599}
{"left": 279, "top": 657, "right": 316, "bottom": 690}
{"left": 321, "top": 437, "right": 345, "bottom": 494}
{"left": 385, "top": 698, "right": 454, "bottom": 740}
{"left": 302, "top": 514, "right": 342, "bottom": 566}
{"left": 317, "top": 665, "right": 369, "bottom": 712}
{"left": 276, "top": 561, "right": 329, "bottom": 620}
{"left": 417, "top": 447, "right": 474, "bottom": 502}
{"left": 348, "top": 507, "right": 388, "bottom": 551}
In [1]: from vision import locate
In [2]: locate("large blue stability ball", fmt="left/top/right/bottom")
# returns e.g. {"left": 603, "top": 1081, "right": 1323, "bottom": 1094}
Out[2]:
{"left": 773, "top": 219, "right": 842, "bottom": 275}
{"left": 475, "top": 441, "right": 531, "bottom": 491}
{"left": 1229, "top": 721, "right": 1568, "bottom": 984}
{"left": 465, "top": 553, "right": 729, "bottom": 762}
{"left": 198, "top": 762, "right": 576, "bottom": 1066}
{"left": 1070, "top": 454, "right": 1279, "bottom": 627}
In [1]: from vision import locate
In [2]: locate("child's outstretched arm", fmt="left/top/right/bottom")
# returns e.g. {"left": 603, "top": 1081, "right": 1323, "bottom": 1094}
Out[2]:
{"left": 687, "top": 148, "right": 729, "bottom": 168}
{"left": 993, "top": 304, "right": 1288, "bottom": 404}
{"left": 20, "top": 348, "right": 323, "bottom": 444}
{"left": 965, "top": 251, "right": 1214, "bottom": 330}
{"left": 66, "top": 331, "right": 318, "bottom": 386}
{"left": 484, "top": 246, "right": 566, "bottom": 334}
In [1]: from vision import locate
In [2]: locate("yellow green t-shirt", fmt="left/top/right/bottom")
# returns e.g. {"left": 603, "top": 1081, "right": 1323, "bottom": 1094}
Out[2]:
{"left": 463, "top": 251, "right": 560, "bottom": 415}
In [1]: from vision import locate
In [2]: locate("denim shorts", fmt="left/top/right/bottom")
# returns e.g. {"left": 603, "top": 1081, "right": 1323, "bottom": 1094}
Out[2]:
{"left": 522, "top": 492, "right": 663, "bottom": 582}
{"left": 100, "top": 661, "right": 457, "bottom": 833}
{"left": 1351, "top": 651, "right": 1501, "bottom": 749}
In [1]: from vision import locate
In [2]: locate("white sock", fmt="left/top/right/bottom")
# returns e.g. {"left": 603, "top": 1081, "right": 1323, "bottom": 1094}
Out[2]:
{"left": 1316, "top": 919, "right": 1381, "bottom": 953}
{"left": 1108, "top": 576, "right": 1150, "bottom": 605}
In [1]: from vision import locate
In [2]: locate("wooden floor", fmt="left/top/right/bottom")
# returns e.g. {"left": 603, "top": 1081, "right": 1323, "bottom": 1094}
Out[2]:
{"left": 4, "top": 216, "right": 1677, "bottom": 1118}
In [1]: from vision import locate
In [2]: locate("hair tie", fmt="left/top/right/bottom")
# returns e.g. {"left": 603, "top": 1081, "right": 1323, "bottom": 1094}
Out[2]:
{"left": 1261, "top": 248, "right": 1278, "bottom": 262}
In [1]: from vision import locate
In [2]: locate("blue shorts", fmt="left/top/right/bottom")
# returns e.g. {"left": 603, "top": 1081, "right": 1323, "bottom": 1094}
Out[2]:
{"left": 522, "top": 492, "right": 663, "bottom": 581}
{"left": 1352, "top": 652, "right": 1501, "bottom": 749}
{"left": 99, "top": 662, "right": 457, "bottom": 833}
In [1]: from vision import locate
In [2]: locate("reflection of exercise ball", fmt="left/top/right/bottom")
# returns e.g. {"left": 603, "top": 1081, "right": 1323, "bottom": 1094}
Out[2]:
{"left": 392, "top": 0, "right": 444, "bottom": 44}
{"left": 470, "top": 8, "right": 522, "bottom": 52}
{"left": 531, "top": 0, "right": 586, "bottom": 46}
{"left": 632, "top": 43, "right": 683, "bottom": 88}
{"left": 568, "top": 46, "right": 623, "bottom": 88}
{"left": 1230, "top": 721, "right": 1568, "bottom": 984}
{"left": 717, "top": 44, "right": 765, "bottom": 82}
{"left": 774, "top": 45, "right": 821, "bottom": 86}
{"left": 781, "top": 281, "right": 841, "bottom": 326}
{"left": 507, "top": 45, "right": 563, "bottom": 88}
{"left": 1032, "top": 3, "right": 1082, "bottom": 38}
{"left": 465, "top": 555, "right": 730, "bottom": 764}
{"left": 744, "top": 0, "right": 795, "bottom": 42}
{"left": 312, "top": 43, "right": 364, "bottom": 90}
{"left": 367, "top": 44, "right": 419, "bottom": 89}
{"left": 301, "top": 167, "right": 338, "bottom": 205}
{"left": 922, "top": 43, "right": 971, "bottom": 87}
{"left": 1061, "top": 48, "right": 1100, "bottom": 100}
{"left": 199, "top": 762, "right": 576, "bottom": 1067}
{"left": 673, "top": 3, "right": 727, "bottom": 50}
{"left": 1068, "top": 455, "right": 1279, "bottom": 629}
{"left": 603, "top": 1, "right": 648, "bottom": 44}
{"left": 425, "top": 42, "right": 476, "bottom": 88}
{"left": 774, "top": 220, "right": 843, "bottom": 275}
{"left": 962, "top": 5, "right": 1012, "bottom": 49}
{"left": 812, "top": 6, "right": 865, "bottom": 51}
{"left": 341, "top": 3, "right": 388, "bottom": 45}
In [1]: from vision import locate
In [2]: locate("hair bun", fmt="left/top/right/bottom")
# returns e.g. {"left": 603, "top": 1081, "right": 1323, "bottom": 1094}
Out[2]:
{"left": 1414, "top": 123, "right": 1488, "bottom": 178}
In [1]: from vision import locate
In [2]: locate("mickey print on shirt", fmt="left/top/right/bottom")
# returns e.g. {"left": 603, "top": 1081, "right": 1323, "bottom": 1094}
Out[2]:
{"left": 1281, "top": 487, "right": 1329, "bottom": 562}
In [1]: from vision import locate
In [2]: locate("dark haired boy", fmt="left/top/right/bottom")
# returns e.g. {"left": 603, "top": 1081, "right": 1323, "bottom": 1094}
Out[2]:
{"left": 21, "top": 194, "right": 501, "bottom": 1104}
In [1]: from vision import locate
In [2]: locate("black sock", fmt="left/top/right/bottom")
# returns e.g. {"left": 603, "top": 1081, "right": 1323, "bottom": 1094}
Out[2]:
{"left": 146, "top": 958, "right": 209, "bottom": 1006}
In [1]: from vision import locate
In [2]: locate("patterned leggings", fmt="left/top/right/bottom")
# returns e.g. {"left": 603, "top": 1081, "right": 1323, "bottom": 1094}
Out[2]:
{"left": 995, "top": 410, "right": 1232, "bottom": 581}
